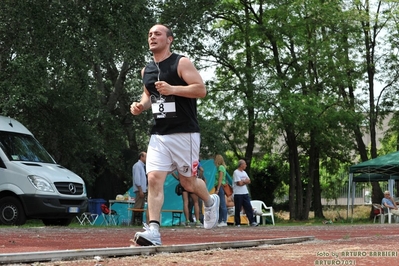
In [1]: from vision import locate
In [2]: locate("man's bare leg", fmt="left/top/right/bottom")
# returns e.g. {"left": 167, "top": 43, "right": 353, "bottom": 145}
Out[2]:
{"left": 134, "top": 171, "right": 167, "bottom": 246}
{"left": 147, "top": 171, "right": 167, "bottom": 221}
{"left": 179, "top": 175, "right": 210, "bottom": 205}
{"left": 179, "top": 174, "right": 219, "bottom": 229}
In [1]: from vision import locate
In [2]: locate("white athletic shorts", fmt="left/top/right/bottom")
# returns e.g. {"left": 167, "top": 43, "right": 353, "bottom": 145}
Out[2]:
{"left": 146, "top": 133, "right": 200, "bottom": 177}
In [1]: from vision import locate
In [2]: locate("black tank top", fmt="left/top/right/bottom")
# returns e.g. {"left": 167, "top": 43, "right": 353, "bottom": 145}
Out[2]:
{"left": 143, "top": 53, "right": 200, "bottom": 135}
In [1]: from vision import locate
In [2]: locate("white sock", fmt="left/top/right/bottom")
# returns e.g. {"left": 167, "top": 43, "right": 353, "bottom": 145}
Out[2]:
{"left": 149, "top": 222, "right": 160, "bottom": 231}
{"left": 205, "top": 196, "right": 214, "bottom": 207}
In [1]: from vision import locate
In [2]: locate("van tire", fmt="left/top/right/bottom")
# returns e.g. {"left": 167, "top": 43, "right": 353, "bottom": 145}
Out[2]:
{"left": 42, "top": 218, "right": 72, "bottom": 226}
{"left": 0, "top": 196, "right": 27, "bottom": 225}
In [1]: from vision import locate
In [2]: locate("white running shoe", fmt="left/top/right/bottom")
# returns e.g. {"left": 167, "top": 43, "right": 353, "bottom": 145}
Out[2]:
{"left": 204, "top": 194, "right": 220, "bottom": 229}
{"left": 217, "top": 221, "right": 228, "bottom": 227}
{"left": 133, "top": 223, "right": 162, "bottom": 246}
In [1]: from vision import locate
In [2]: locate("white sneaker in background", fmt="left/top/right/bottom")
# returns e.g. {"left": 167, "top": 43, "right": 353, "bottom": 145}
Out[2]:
{"left": 254, "top": 210, "right": 263, "bottom": 216}
{"left": 217, "top": 221, "right": 228, "bottom": 227}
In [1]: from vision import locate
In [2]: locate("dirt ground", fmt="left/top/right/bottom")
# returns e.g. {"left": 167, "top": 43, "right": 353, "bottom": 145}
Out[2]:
{"left": 1, "top": 223, "right": 399, "bottom": 265}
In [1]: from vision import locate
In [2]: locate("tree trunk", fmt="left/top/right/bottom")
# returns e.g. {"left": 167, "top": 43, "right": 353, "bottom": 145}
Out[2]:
{"left": 286, "top": 129, "right": 303, "bottom": 220}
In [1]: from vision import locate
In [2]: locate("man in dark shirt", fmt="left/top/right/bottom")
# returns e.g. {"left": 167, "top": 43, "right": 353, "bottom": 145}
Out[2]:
{"left": 130, "top": 24, "right": 220, "bottom": 246}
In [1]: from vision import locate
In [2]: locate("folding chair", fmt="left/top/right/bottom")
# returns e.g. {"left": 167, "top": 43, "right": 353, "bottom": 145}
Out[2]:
{"left": 100, "top": 204, "right": 119, "bottom": 225}
{"left": 76, "top": 212, "right": 98, "bottom": 225}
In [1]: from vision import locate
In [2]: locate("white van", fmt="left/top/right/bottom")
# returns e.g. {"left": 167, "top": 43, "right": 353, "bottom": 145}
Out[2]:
{"left": 0, "top": 116, "right": 87, "bottom": 226}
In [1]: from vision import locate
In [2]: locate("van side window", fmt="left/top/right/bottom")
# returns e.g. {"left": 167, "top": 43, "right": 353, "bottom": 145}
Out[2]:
{"left": 0, "top": 156, "right": 5, "bottom": 168}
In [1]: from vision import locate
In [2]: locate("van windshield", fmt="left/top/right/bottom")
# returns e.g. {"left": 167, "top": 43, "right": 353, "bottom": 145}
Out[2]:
{"left": 0, "top": 131, "right": 55, "bottom": 163}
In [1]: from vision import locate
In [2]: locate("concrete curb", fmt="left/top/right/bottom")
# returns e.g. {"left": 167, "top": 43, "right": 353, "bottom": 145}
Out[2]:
{"left": 0, "top": 236, "right": 314, "bottom": 264}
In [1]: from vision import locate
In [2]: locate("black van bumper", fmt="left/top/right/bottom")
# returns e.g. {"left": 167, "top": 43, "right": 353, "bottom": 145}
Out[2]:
{"left": 19, "top": 194, "right": 88, "bottom": 219}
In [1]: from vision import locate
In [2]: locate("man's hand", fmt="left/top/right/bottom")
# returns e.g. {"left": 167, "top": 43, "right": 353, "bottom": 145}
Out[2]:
{"left": 130, "top": 102, "right": 145, "bottom": 115}
{"left": 155, "top": 81, "right": 174, "bottom": 96}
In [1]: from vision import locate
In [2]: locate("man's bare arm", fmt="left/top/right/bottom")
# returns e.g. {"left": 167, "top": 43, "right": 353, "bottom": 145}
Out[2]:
{"left": 154, "top": 57, "right": 206, "bottom": 99}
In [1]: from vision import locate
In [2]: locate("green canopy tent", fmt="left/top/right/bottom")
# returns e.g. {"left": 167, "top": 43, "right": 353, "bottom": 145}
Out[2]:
{"left": 347, "top": 151, "right": 399, "bottom": 220}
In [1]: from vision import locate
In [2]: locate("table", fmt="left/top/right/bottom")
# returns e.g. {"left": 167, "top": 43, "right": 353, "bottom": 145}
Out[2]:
{"left": 161, "top": 210, "right": 184, "bottom": 226}
{"left": 108, "top": 199, "right": 135, "bottom": 225}
{"left": 128, "top": 208, "right": 183, "bottom": 226}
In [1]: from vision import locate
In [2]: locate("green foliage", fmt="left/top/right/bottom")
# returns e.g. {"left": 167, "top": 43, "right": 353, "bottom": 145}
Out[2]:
{"left": 198, "top": 116, "right": 232, "bottom": 158}
{"left": 319, "top": 165, "right": 349, "bottom": 203}
{"left": 0, "top": 0, "right": 154, "bottom": 198}
{"left": 380, "top": 112, "right": 399, "bottom": 154}
{"left": 249, "top": 154, "right": 289, "bottom": 206}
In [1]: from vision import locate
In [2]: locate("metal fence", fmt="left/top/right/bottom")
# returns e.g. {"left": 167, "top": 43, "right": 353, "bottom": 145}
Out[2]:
{"left": 274, "top": 183, "right": 394, "bottom": 206}
{"left": 321, "top": 183, "right": 394, "bottom": 206}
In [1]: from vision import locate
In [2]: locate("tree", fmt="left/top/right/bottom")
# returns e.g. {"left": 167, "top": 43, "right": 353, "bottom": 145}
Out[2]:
{"left": 341, "top": 0, "right": 399, "bottom": 205}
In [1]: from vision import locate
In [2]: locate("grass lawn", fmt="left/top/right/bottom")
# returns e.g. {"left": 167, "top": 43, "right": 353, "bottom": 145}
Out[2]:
{"left": 274, "top": 205, "right": 373, "bottom": 225}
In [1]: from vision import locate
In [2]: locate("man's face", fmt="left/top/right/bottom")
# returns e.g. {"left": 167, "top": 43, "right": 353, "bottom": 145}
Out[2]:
{"left": 148, "top": 25, "right": 170, "bottom": 52}
{"left": 384, "top": 192, "right": 390, "bottom": 198}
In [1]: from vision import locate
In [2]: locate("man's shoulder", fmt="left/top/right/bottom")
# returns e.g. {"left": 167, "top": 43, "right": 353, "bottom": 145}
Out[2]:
{"left": 166, "top": 53, "right": 186, "bottom": 64}
{"left": 173, "top": 52, "right": 186, "bottom": 59}
{"left": 382, "top": 198, "right": 391, "bottom": 204}
{"left": 133, "top": 160, "right": 142, "bottom": 167}
{"left": 144, "top": 59, "right": 156, "bottom": 67}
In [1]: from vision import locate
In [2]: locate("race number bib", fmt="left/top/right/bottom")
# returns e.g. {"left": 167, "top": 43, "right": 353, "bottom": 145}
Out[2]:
{"left": 151, "top": 96, "right": 177, "bottom": 119}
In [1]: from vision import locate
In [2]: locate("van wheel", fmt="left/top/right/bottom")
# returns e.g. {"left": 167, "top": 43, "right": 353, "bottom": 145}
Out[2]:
{"left": 42, "top": 218, "right": 72, "bottom": 226}
{"left": 0, "top": 196, "right": 27, "bottom": 225}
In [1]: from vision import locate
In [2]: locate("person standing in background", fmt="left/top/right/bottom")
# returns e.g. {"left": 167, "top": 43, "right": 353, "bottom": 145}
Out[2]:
{"left": 196, "top": 160, "right": 206, "bottom": 224}
{"left": 131, "top": 151, "right": 147, "bottom": 225}
{"left": 233, "top": 159, "right": 258, "bottom": 227}
{"left": 172, "top": 171, "right": 203, "bottom": 227}
{"left": 214, "top": 154, "right": 228, "bottom": 227}
{"left": 130, "top": 24, "right": 220, "bottom": 246}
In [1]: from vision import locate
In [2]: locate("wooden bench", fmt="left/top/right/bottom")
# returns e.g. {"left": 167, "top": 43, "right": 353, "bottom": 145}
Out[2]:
{"left": 129, "top": 208, "right": 183, "bottom": 226}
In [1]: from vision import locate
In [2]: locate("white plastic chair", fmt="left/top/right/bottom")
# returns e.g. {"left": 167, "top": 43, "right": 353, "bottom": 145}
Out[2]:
{"left": 381, "top": 204, "right": 399, "bottom": 224}
{"left": 250, "top": 200, "right": 275, "bottom": 225}
{"left": 372, "top": 203, "right": 399, "bottom": 224}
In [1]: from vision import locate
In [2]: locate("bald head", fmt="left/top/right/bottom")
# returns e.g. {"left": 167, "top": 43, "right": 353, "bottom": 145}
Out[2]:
{"left": 237, "top": 159, "right": 247, "bottom": 170}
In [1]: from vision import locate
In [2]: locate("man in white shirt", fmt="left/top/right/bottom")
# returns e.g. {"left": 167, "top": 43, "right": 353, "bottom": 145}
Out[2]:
{"left": 232, "top": 159, "right": 258, "bottom": 227}
{"left": 381, "top": 191, "right": 399, "bottom": 215}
